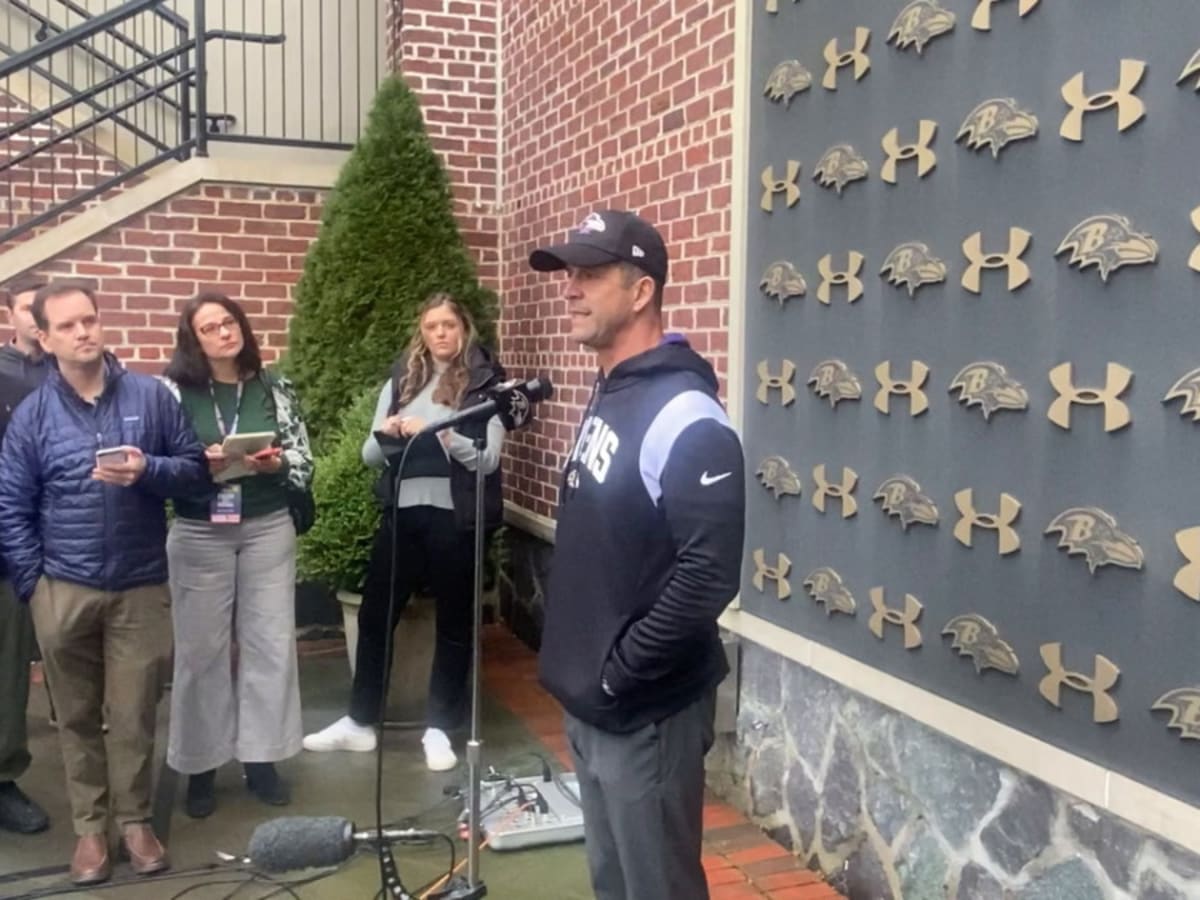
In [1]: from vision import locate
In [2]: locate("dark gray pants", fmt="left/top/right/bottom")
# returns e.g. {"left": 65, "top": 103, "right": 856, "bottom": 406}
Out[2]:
{"left": 565, "top": 690, "right": 716, "bottom": 900}
{"left": 0, "top": 579, "right": 33, "bottom": 783}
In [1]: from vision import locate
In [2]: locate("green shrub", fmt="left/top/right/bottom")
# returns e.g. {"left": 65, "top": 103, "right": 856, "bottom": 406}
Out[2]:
{"left": 284, "top": 75, "right": 498, "bottom": 442}
{"left": 297, "top": 384, "right": 381, "bottom": 592}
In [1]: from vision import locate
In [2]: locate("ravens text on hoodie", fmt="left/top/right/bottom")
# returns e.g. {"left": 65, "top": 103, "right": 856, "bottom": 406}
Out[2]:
{"left": 538, "top": 338, "right": 746, "bottom": 734}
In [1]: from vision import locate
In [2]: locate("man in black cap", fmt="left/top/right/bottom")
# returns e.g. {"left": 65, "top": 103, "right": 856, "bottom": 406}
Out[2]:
{"left": 531, "top": 210, "right": 745, "bottom": 900}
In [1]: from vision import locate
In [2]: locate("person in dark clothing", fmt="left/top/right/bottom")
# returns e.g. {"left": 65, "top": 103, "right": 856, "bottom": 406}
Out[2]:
{"left": 530, "top": 211, "right": 746, "bottom": 900}
{"left": 0, "top": 274, "right": 52, "bottom": 836}
{"left": 303, "top": 293, "right": 505, "bottom": 772}
{"left": 0, "top": 279, "right": 210, "bottom": 885}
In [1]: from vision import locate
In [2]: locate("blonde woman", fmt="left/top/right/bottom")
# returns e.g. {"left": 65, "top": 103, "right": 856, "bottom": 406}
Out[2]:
{"left": 303, "top": 294, "right": 504, "bottom": 771}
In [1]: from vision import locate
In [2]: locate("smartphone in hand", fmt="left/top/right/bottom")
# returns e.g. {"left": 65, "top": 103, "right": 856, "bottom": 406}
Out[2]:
{"left": 95, "top": 446, "right": 132, "bottom": 467}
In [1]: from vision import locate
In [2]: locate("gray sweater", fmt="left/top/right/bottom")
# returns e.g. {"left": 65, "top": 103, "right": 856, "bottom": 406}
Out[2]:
{"left": 361, "top": 373, "right": 503, "bottom": 510}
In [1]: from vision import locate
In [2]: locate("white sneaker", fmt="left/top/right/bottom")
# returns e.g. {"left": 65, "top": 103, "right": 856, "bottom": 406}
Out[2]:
{"left": 422, "top": 728, "right": 457, "bottom": 771}
{"left": 302, "top": 716, "right": 378, "bottom": 752}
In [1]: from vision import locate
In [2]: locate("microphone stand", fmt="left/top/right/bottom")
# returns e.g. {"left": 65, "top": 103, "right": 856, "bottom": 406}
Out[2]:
{"left": 430, "top": 432, "right": 488, "bottom": 900}
{"left": 464, "top": 430, "right": 489, "bottom": 898}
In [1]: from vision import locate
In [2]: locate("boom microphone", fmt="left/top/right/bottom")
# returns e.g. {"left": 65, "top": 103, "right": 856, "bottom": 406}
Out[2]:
{"left": 420, "top": 376, "right": 553, "bottom": 434}
{"left": 246, "top": 816, "right": 438, "bottom": 873}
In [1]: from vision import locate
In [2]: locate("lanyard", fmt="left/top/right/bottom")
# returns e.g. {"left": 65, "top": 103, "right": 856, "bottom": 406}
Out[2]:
{"left": 209, "top": 380, "right": 245, "bottom": 438}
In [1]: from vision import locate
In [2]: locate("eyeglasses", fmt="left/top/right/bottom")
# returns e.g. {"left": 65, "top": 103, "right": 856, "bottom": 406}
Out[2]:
{"left": 198, "top": 316, "right": 239, "bottom": 337}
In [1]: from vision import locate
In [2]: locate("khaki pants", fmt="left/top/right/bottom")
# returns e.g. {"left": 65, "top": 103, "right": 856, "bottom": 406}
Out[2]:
{"left": 29, "top": 577, "right": 171, "bottom": 836}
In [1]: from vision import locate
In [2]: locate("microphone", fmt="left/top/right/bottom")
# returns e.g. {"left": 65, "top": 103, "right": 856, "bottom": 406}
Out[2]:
{"left": 246, "top": 816, "right": 439, "bottom": 873}
{"left": 419, "top": 376, "right": 553, "bottom": 434}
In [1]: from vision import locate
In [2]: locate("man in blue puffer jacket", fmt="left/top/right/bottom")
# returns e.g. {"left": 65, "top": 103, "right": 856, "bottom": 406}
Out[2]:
{"left": 0, "top": 279, "right": 209, "bottom": 886}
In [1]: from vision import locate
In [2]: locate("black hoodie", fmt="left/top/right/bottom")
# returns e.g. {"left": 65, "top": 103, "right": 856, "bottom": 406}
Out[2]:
{"left": 0, "top": 343, "right": 50, "bottom": 448}
{"left": 538, "top": 337, "right": 746, "bottom": 734}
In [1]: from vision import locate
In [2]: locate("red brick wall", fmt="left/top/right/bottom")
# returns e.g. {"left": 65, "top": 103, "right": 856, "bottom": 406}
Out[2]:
{"left": 392, "top": 0, "right": 500, "bottom": 294}
{"left": 0, "top": 89, "right": 127, "bottom": 245}
{"left": 12, "top": 184, "right": 325, "bottom": 372}
{"left": 495, "top": 0, "right": 736, "bottom": 519}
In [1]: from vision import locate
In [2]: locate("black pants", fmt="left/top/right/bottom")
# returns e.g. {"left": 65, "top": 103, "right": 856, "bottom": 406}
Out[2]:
{"left": 349, "top": 506, "right": 475, "bottom": 730}
{"left": 0, "top": 580, "right": 33, "bottom": 782}
{"left": 565, "top": 689, "right": 717, "bottom": 900}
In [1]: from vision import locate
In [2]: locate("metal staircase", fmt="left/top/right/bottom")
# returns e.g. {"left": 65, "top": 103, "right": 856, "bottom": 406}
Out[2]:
{"left": 0, "top": 0, "right": 381, "bottom": 244}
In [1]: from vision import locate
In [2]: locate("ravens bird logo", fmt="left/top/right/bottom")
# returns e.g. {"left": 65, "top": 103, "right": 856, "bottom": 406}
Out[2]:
{"left": 759, "top": 260, "right": 808, "bottom": 305}
{"left": 1163, "top": 367, "right": 1200, "bottom": 421}
{"left": 956, "top": 97, "right": 1039, "bottom": 158}
{"left": 948, "top": 361, "right": 1029, "bottom": 420}
{"left": 887, "top": 0, "right": 956, "bottom": 55}
{"left": 812, "top": 144, "right": 869, "bottom": 194}
{"left": 1152, "top": 687, "right": 1200, "bottom": 741}
{"left": 756, "top": 456, "right": 803, "bottom": 500}
{"left": 807, "top": 360, "right": 863, "bottom": 408}
{"left": 1045, "top": 507, "right": 1145, "bottom": 574}
{"left": 941, "top": 614, "right": 1019, "bottom": 676}
{"left": 1055, "top": 214, "right": 1159, "bottom": 282}
{"left": 802, "top": 567, "right": 857, "bottom": 617}
{"left": 1178, "top": 48, "right": 1200, "bottom": 90}
{"left": 873, "top": 475, "right": 939, "bottom": 530}
{"left": 764, "top": 60, "right": 813, "bottom": 106}
{"left": 879, "top": 241, "right": 947, "bottom": 297}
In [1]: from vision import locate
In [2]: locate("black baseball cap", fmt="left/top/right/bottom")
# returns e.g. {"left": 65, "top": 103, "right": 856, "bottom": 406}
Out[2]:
{"left": 529, "top": 210, "right": 669, "bottom": 285}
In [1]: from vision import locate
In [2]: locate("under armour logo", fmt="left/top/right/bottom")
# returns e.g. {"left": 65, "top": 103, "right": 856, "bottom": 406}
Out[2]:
{"left": 1060, "top": 59, "right": 1147, "bottom": 142}
{"left": 812, "top": 465, "right": 858, "bottom": 518}
{"left": 874, "top": 361, "right": 929, "bottom": 416}
{"left": 971, "top": 0, "right": 1040, "bottom": 31}
{"left": 822, "top": 27, "right": 871, "bottom": 91}
{"left": 760, "top": 161, "right": 802, "bottom": 212}
{"left": 881, "top": 120, "right": 937, "bottom": 184}
{"left": 752, "top": 549, "right": 792, "bottom": 600}
{"left": 868, "top": 588, "right": 923, "bottom": 650}
{"left": 756, "top": 359, "right": 797, "bottom": 406}
{"left": 1174, "top": 527, "right": 1200, "bottom": 602}
{"left": 1038, "top": 642, "right": 1120, "bottom": 724}
{"left": 817, "top": 252, "right": 865, "bottom": 304}
{"left": 961, "top": 227, "right": 1032, "bottom": 294}
{"left": 1190, "top": 206, "right": 1200, "bottom": 274}
{"left": 953, "top": 489, "right": 1021, "bottom": 556}
{"left": 1047, "top": 362, "right": 1133, "bottom": 432}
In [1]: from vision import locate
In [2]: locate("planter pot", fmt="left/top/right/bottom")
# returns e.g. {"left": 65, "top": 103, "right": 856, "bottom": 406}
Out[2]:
{"left": 337, "top": 589, "right": 436, "bottom": 729}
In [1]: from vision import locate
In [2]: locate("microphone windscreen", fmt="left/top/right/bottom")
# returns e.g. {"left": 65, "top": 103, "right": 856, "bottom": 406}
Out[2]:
{"left": 248, "top": 816, "right": 353, "bottom": 873}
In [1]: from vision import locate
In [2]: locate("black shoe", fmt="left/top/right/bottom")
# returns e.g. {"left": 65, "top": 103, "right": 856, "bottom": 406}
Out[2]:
{"left": 243, "top": 763, "right": 290, "bottom": 806}
{"left": 0, "top": 781, "right": 50, "bottom": 834}
{"left": 185, "top": 770, "right": 217, "bottom": 819}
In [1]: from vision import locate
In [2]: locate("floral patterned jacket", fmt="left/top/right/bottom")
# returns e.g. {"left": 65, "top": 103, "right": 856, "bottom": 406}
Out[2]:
{"left": 158, "top": 370, "right": 313, "bottom": 493}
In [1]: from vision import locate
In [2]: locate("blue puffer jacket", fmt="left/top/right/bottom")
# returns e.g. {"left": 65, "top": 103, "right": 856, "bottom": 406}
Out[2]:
{"left": 0, "top": 353, "right": 210, "bottom": 601}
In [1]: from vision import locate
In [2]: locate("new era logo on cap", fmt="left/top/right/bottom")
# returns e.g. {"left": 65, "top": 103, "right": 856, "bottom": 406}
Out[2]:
{"left": 529, "top": 209, "right": 669, "bottom": 284}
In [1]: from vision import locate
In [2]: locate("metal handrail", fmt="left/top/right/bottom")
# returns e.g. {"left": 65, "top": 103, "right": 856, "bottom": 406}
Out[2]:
{"left": 0, "top": 0, "right": 167, "bottom": 80}
{"left": 8, "top": 0, "right": 187, "bottom": 113}
{"left": 0, "top": 37, "right": 173, "bottom": 151}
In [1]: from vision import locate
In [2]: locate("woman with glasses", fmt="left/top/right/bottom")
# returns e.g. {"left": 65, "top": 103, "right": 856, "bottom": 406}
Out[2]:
{"left": 160, "top": 292, "right": 313, "bottom": 818}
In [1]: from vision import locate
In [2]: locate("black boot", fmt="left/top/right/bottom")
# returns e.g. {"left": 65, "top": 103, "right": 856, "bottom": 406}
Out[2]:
{"left": 185, "top": 770, "right": 216, "bottom": 819}
{"left": 244, "top": 763, "right": 290, "bottom": 806}
{"left": 0, "top": 781, "right": 49, "bottom": 833}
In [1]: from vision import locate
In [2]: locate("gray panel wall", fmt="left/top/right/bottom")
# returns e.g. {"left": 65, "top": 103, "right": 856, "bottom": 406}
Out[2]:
{"left": 742, "top": 0, "right": 1200, "bottom": 806}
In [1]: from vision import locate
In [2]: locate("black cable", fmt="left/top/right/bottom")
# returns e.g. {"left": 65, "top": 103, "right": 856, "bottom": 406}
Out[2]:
{"left": 375, "top": 436, "right": 416, "bottom": 898}
{"left": 13, "top": 863, "right": 237, "bottom": 899}
{"left": 167, "top": 878, "right": 257, "bottom": 900}
{"left": 408, "top": 833, "right": 458, "bottom": 899}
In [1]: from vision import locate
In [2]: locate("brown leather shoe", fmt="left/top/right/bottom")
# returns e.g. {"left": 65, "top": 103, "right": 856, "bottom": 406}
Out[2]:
{"left": 120, "top": 823, "right": 168, "bottom": 875}
{"left": 70, "top": 834, "right": 111, "bottom": 885}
